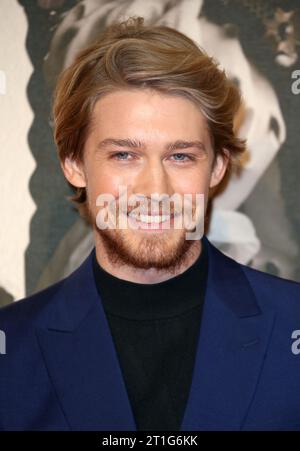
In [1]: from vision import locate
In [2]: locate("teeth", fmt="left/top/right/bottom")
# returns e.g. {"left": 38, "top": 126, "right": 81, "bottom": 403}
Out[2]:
{"left": 129, "top": 214, "right": 170, "bottom": 223}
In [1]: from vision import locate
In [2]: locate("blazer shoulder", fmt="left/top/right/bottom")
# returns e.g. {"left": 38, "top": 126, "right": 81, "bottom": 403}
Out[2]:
{"left": 240, "top": 262, "right": 300, "bottom": 314}
{"left": 0, "top": 277, "right": 66, "bottom": 329}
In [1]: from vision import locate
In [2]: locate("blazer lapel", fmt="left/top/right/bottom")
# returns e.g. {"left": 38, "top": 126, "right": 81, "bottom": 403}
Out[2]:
{"left": 180, "top": 236, "right": 276, "bottom": 430}
{"left": 35, "top": 250, "right": 137, "bottom": 430}
{"left": 35, "top": 235, "right": 276, "bottom": 431}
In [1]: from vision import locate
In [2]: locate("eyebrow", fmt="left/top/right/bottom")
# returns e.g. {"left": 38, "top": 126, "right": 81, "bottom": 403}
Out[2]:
{"left": 96, "top": 138, "right": 207, "bottom": 152}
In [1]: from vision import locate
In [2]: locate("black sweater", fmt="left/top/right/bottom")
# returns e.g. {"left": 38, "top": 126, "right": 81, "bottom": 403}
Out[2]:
{"left": 92, "top": 239, "right": 208, "bottom": 431}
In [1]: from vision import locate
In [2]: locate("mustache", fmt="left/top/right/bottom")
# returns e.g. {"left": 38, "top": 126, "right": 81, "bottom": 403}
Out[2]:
{"left": 126, "top": 208, "right": 179, "bottom": 215}
{"left": 114, "top": 204, "right": 195, "bottom": 216}
{"left": 102, "top": 195, "right": 197, "bottom": 217}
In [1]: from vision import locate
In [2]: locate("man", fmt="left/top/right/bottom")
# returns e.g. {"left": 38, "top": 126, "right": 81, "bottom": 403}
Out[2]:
{"left": 1, "top": 16, "right": 300, "bottom": 431}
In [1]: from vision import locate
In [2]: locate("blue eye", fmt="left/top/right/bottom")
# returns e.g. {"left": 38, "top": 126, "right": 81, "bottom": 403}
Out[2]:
{"left": 112, "top": 152, "right": 131, "bottom": 160}
{"left": 171, "top": 153, "right": 194, "bottom": 162}
{"left": 110, "top": 152, "right": 195, "bottom": 162}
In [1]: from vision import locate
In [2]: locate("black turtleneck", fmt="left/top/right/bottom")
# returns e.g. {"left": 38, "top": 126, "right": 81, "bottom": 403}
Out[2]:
{"left": 92, "top": 238, "right": 209, "bottom": 431}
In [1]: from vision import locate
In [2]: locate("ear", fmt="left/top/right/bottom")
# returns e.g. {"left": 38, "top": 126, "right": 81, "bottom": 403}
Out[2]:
{"left": 61, "top": 157, "right": 86, "bottom": 188}
{"left": 209, "top": 150, "right": 229, "bottom": 189}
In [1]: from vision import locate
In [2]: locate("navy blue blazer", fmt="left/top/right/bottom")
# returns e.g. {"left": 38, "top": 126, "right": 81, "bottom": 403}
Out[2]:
{"left": 1, "top": 235, "right": 300, "bottom": 431}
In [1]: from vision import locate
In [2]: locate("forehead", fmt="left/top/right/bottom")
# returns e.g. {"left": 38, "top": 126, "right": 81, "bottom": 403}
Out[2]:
{"left": 90, "top": 88, "right": 210, "bottom": 139}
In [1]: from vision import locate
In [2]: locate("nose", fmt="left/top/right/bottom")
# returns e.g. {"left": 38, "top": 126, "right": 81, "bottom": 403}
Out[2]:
{"left": 132, "top": 158, "right": 172, "bottom": 199}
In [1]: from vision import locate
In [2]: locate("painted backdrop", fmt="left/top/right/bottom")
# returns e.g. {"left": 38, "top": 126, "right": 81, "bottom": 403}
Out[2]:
{"left": 0, "top": 0, "right": 299, "bottom": 305}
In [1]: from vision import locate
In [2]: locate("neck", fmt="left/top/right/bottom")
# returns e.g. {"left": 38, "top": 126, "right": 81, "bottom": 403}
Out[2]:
{"left": 93, "top": 233, "right": 202, "bottom": 284}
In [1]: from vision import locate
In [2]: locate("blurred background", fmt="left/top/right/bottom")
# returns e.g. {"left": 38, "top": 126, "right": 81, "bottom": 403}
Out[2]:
{"left": 1, "top": 0, "right": 300, "bottom": 306}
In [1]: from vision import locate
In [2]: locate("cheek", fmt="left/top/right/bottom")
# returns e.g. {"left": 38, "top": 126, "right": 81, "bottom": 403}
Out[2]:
{"left": 174, "top": 170, "right": 211, "bottom": 196}
{"left": 87, "top": 167, "right": 125, "bottom": 199}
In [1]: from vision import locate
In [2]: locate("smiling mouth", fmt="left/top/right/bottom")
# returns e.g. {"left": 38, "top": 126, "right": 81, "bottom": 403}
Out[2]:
{"left": 122, "top": 211, "right": 181, "bottom": 231}
{"left": 127, "top": 213, "right": 175, "bottom": 224}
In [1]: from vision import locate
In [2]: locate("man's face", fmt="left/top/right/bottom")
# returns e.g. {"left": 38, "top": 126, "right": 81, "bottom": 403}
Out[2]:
{"left": 63, "top": 88, "right": 228, "bottom": 271}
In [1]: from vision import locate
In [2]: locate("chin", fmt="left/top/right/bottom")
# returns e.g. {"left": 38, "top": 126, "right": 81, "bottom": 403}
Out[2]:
{"left": 94, "top": 221, "right": 197, "bottom": 268}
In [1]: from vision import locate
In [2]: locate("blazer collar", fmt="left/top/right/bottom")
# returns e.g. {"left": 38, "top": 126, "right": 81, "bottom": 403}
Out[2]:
{"left": 35, "top": 235, "right": 276, "bottom": 430}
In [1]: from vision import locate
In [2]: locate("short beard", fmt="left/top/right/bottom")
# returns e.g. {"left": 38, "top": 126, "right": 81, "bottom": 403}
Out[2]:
{"left": 94, "top": 225, "right": 199, "bottom": 274}
{"left": 87, "top": 192, "right": 201, "bottom": 274}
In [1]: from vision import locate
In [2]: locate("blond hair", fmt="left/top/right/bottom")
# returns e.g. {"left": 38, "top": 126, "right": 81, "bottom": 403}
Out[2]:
{"left": 52, "top": 16, "right": 246, "bottom": 220}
